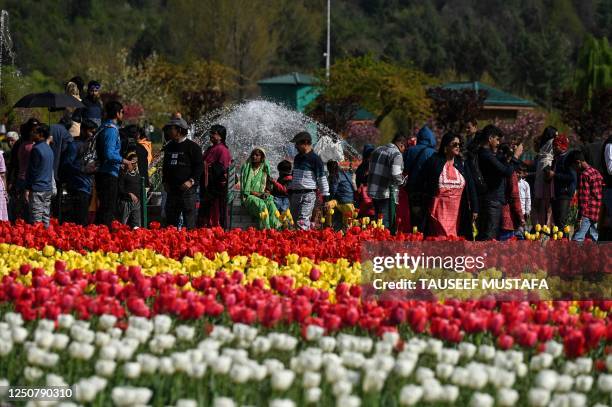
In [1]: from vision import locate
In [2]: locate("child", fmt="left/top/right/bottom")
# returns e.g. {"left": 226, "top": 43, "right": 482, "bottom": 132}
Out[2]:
{"left": 326, "top": 160, "right": 356, "bottom": 229}
{"left": 518, "top": 165, "right": 531, "bottom": 232}
{"left": 25, "top": 124, "right": 54, "bottom": 227}
{"left": 118, "top": 149, "right": 141, "bottom": 228}
{"left": 567, "top": 150, "right": 603, "bottom": 241}
{"left": 271, "top": 160, "right": 292, "bottom": 213}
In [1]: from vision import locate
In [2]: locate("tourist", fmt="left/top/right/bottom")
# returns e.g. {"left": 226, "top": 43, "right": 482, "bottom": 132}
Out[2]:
{"left": 404, "top": 126, "right": 436, "bottom": 231}
{"left": 326, "top": 160, "right": 355, "bottom": 229}
{"left": 2, "top": 131, "right": 18, "bottom": 168}
{"left": 240, "top": 147, "right": 280, "bottom": 229}
{"left": 567, "top": 150, "right": 604, "bottom": 242}
{"left": 518, "top": 165, "right": 532, "bottom": 229}
{"left": 288, "top": 132, "right": 329, "bottom": 230}
{"left": 25, "top": 124, "right": 54, "bottom": 227}
{"left": 368, "top": 133, "right": 407, "bottom": 229}
{"left": 0, "top": 148, "right": 7, "bottom": 221}
{"left": 68, "top": 76, "right": 85, "bottom": 99}
{"left": 61, "top": 119, "right": 97, "bottom": 226}
{"left": 600, "top": 134, "right": 612, "bottom": 241}
{"left": 419, "top": 132, "right": 478, "bottom": 239}
{"left": 464, "top": 118, "right": 479, "bottom": 150}
{"left": 549, "top": 134, "right": 576, "bottom": 228}
{"left": 82, "top": 80, "right": 103, "bottom": 126}
{"left": 118, "top": 149, "right": 142, "bottom": 228}
{"left": 11, "top": 119, "right": 40, "bottom": 222}
{"left": 199, "top": 124, "right": 232, "bottom": 228}
{"left": 497, "top": 144, "right": 524, "bottom": 240}
{"left": 95, "top": 101, "right": 133, "bottom": 227}
{"left": 50, "top": 116, "right": 74, "bottom": 216}
{"left": 137, "top": 126, "right": 153, "bottom": 165}
{"left": 354, "top": 144, "right": 375, "bottom": 218}
{"left": 532, "top": 126, "right": 557, "bottom": 226}
{"left": 161, "top": 117, "right": 203, "bottom": 229}
{"left": 64, "top": 81, "right": 82, "bottom": 138}
{"left": 120, "top": 125, "right": 149, "bottom": 188}
{"left": 271, "top": 160, "right": 292, "bottom": 213}
{"left": 477, "top": 125, "right": 523, "bottom": 240}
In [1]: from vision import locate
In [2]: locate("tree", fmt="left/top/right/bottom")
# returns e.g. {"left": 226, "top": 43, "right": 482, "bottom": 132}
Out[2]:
{"left": 312, "top": 55, "right": 432, "bottom": 131}
{"left": 554, "top": 88, "right": 612, "bottom": 142}
{"left": 426, "top": 87, "right": 487, "bottom": 134}
{"left": 493, "top": 111, "right": 546, "bottom": 150}
{"left": 574, "top": 35, "right": 612, "bottom": 109}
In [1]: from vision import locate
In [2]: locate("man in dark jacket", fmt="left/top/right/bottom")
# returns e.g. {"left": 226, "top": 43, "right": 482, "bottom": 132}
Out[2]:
{"left": 477, "top": 125, "right": 523, "bottom": 240}
{"left": 162, "top": 117, "right": 203, "bottom": 229}
{"left": 403, "top": 126, "right": 437, "bottom": 230}
{"left": 549, "top": 134, "right": 576, "bottom": 227}
{"left": 82, "top": 81, "right": 103, "bottom": 126}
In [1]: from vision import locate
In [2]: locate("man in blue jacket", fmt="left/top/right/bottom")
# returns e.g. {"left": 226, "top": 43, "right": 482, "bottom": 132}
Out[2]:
{"left": 25, "top": 124, "right": 54, "bottom": 227}
{"left": 403, "top": 125, "right": 437, "bottom": 230}
{"left": 95, "top": 101, "right": 134, "bottom": 227}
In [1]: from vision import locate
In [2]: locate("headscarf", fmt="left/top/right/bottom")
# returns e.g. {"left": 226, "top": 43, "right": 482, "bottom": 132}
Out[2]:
{"left": 553, "top": 134, "right": 569, "bottom": 153}
{"left": 240, "top": 147, "right": 270, "bottom": 200}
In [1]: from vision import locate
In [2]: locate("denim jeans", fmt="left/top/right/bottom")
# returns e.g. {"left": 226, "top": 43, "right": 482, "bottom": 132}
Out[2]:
{"left": 274, "top": 196, "right": 290, "bottom": 213}
{"left": 29, "top": 190, "right": 53, "bottom": 227}
{"left": 573, "top": 216, "right": 598, "bottom": 242}
{"left": 373, "top": 198, "right": 391, "bottom": 229}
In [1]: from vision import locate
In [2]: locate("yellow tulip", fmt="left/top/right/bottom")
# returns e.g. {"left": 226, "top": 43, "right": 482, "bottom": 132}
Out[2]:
{"left": 552, "top": 225, "right": 559, "bottom": 233}
{"left": 329, "top": 209, "right": 335, "bottom": 215}
{"left": 563, "top": 225, "right": 570, "bottom": 234}
{"left": 535, "top": 224, "right": 542, "bottom": 232}
{"left": 412, "top": 226, "right": 418, "bottom": 233}
{"left": 321, "top": 217, "right": 326, "bottom": 224}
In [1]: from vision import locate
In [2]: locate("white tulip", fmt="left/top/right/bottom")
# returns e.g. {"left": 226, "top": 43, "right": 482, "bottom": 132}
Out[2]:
{"left": 439, "top": 348, "right": 460, "bottom": 365}
{"left": 125, "top": 327, "right": 150, "bottom": 344}
{"left": 304, "top": 387, "right": 321, "bottom": 404}
{"left": 233, "top": 323, "right": 258, "bottom": 342}
{"left": 332, "top": 380, "right": 352, "bottom": 397}
{"left": 56, "top": 314, "right": 74, "bottom": 329}
{"left": 70, "top": 326, "right": 94, "bottom": 344}
{"left": 373, "top": 355, "right": 395, "bottom": 373}
{"left": 530, "top": 353, "right": 553, "bottom": 371}
{"left": 575, "top": 375, "right": 593, "bottom": 392}
{"left": 271, "top": 369, "right": 295, "bottom": 391}
{"left": 575, "top": 358, "right": 592, "bottom": 374}
{"left": 95, "top": 360, "right": 117, "bottom": 377}
{"left": 566, "top": 392, "right": 586, "bottom": 407}
{"left": 465, "top": 365, "right": 488, "bottom": 389}
{"left": 123, "top": 362, "right": 142, "bottom": 379}
{"left": 152, "top": 314, "right": 171, "bottom": 334}
{"left": 24, "top": 366, "right": 43, "bottom": 382}
{"left": 516, "top": 363, "right": 528, "bottom": 378}
{"left": 46, "top": 373, "right": 67, "bottom": 387}
{"left": 399, "top": 384, "right": 423, "bottom": 406}
{"left": 394, "top": 359, "right": 416, "bottom": 378}
{"left": 187, "top": 363, "right": 207, "bottom": 379}
{"left": 489, "top": 369, "right": 516, "bottom": 389}
{"left": 5, "top": 312, "right": 23, "bottom": 326}
{"left": 325, "top": 364, "right": 347, "bottom": 383}
{"left": 136, "top": 354, "right": 159, "bottom": 375}
{"left": 0, "top": 340, "right": 13, "bottom": 356}
{"left": 299, "top": 351, "right": 322, "bottom": 372}
{"left": 544, "top": 340, "right": 563, "bottom": 358}
{"left": 555, "top": 374, "right": 573, "bottom": 392}
{"left": 264, "top": 359, "right": 285, "bottom": 374}
{"left": 69, "top": 342, "right": 95, "bottom": 360}
{"left": 527, "top": 388, "right": 550, "bottom": 407}
{"left": 250, "top": 363, "right": 268, "bottom": 382}
{"left": 341, "top": 351, "right": 365, "bottom": 369}
{"left": 415, "top": 367, "right": 434, "bottom": 384}
{"left": 425, "top": 339, "right": 443, "bottom": 356}
{"left": 94, "top": 332, "right": 111, "bottom": 347}
{"left": 436, "top": 363, "right": 454, "bottom": 380}
{"left": 535, "top": 370, "right": 558, "bottom": 391}
{"left": 302, "top": 371, "right": 321, "bottom": 389}
{"left": 111, "top": 386, "right": 152, "bottom": 406}
{"left": 116, "top": 343, "right": 137, "bottom": 361}
{"left": 212, "top": 355, "right": 232, "bottom": 375}
{"left": 74, "top": 381, "right": 97, "bottom": 403}
{"left": 497, "top": 388, "right": 519, "bottom": 407}
{"left": 34, "top": 330, "right": 55, "bottom": 349}
{"left": 128, "top": 316, "right": 152, "bottom": 332}
{"left": 12, "top": 326, "right": 28, "bottom": 343}
{"left": 0, "top": 379, "right": 7, "bottom": 397}
{"left": 99, "top": 345, "right": 118, "bottom": 360}
{"left": 210, "top": 325, "right": 234, "bottom": 343}
{"left": 176, "top": 325, "right": 195, "bottom": 342}
{"left": 450, "top": 367, "right": 469, "bottom": 387}
{"left": 50, "top": 333, "right": 69, "bottom": 351}
{"left": 477, "top": 345, "right": 496, "bottom": 361}
{"left": 318, "top": 337, "right": 336, "bottom": 352}
{"left": 189, "top": 349, "right": 204, "bottom": 364}
{"left": 345, "top": 369, "right": 361, "bottom": 386}
{"left": 441, "top": 385, "right": 459, "bottom": 403}
{"left": 362, "top": 371, "right": 385, "bottom": 393}
{"left": 212, "top": 397, "right": 235, "bottom": 407}
{"left": 357, "top": 338, "right": 373, "bottom": 354}
{"left": 230, "top": 364, "right": 251, "bottom": 384}
{"left": 375, "top": 341, "right": 393, "bottom": 355}
{"left": 252, "top": 337, "right": 272, "bottom": 354}
{"left": 421, "top": 379, "right": 442, "bottom": 402}
{"left": 269, "top": 399, "right": 295, "bottom": 407}
{"left": 109, "top": 327, "right": 123, "bottom": 339}
{"left": 382, "top": 331, "right": 400, "bottom": 347}
{"left": 597, "top": 374, "right": 612, "bottom": 393}
{"left": 563, "top": 361, "right": 578, "bottom": 376}
{"left": 336, "top": 395, "right": 360, "bottom": 407}
{"left": 469, "top": 392, "right": 494, "bottom": 407}
{"left": 98, "top": 314, "right": 117, "bottom": 331}
{"left": 458, "top": 342, "right": 476, "bottom": 359}
{"left": 177, "top": 399, "right": 199, "bottom": 407}
{"left": 159, "top": 357, "right": 175, "bottom": 375}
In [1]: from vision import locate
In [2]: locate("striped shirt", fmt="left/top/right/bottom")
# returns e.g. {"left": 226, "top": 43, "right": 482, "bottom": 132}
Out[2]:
{"left": 367, "top": 143, "right": 403, "bottom": 200}
{"left": 288, "top": 150, "right": 329, "bottom": 195}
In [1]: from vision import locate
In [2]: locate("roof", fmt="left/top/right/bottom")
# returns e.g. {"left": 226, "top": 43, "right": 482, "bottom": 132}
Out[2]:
{"left": 441, "top": 82, "right": 537, "bottom": 108}
{"left": 257, "top": 72, "right": 317, "bottom": 86}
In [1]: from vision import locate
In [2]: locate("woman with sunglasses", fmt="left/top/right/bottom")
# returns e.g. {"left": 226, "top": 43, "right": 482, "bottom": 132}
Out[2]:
{"left": 418, "top": 132, "right": 479, "bottom": 239}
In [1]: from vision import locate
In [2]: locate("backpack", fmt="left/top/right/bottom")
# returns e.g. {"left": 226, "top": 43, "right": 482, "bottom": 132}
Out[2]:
{"left": 465, "top": 148, "right": 487, "bottom": 195}
{"left": 82, "top": 124, "right": 111, "bottom": 174}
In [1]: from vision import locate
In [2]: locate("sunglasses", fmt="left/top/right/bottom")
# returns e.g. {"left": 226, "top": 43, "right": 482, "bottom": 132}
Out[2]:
{"left": 449, "top": 142, "right": 461, "bottom": 147}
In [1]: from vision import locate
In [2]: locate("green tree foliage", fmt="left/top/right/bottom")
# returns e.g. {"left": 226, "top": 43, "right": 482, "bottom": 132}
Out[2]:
{"left": 426, "top": 87, "right": 487, "bottom": 134}
{"left": 574, "top": 36, "right": 612, "bottom": 108}
{"left": 309, "top": 55, "right": 432, "bottom": 132}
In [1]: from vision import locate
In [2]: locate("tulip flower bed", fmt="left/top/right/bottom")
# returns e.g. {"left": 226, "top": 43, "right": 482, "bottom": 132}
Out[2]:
{"left": 0, "top": 221, "right": 610, "bottom": 406}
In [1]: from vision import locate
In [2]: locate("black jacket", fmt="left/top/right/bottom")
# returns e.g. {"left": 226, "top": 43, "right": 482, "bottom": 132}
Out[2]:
{"left": 418, "top": 154, "right": 479, "bottom": 239}
{"left": 478, "top": 147, "right": 516, "bottom": 203}
{"left": 552, "top": 151, "right": 577, "bottom": 199}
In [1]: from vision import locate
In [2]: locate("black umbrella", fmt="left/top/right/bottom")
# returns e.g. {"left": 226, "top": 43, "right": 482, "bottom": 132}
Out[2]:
{"left": 13, "top": 91, "right": 85, "bottom": 124}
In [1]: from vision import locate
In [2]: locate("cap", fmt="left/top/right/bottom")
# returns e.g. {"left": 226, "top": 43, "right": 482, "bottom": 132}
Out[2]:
{"left": 88, "top": 80, "right": 101, "bottom": 90}
{"left": 163, "top": 117, "right": 189, "bottom": 131}
{"left": 291, "top": 131, "right": 312, "bottom": 144}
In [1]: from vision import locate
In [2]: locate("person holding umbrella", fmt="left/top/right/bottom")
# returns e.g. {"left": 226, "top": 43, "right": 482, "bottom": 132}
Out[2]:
{"left": 95, "top": 101, "right": 134, "bottom": 227}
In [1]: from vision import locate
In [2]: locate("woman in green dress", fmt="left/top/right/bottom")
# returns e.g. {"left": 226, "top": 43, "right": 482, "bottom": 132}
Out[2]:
{"left": 240, "top": 148, "right": 281, "bottom": 229}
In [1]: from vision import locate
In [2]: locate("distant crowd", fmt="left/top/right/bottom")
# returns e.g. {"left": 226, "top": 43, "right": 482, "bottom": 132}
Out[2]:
{"left": 0, "top": 77, "right": 610, "bottom": 241}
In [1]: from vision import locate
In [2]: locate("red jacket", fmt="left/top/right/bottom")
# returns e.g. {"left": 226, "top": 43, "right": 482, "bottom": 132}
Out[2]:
{"left": 501, "top": 172, "right": 523, "bottom": 231}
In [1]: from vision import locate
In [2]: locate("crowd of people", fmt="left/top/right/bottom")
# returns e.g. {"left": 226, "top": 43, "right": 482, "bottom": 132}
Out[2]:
{"left": 0, "top": 77, "right": 610, "bottom": 241}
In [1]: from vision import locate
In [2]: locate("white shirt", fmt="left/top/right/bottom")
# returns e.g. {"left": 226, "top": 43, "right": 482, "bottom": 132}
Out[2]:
{"left": 605, "top": 144, "right": 612, "bottom": 175}
{"left": 518, "top": 179, "right": 531, "bottom": 216}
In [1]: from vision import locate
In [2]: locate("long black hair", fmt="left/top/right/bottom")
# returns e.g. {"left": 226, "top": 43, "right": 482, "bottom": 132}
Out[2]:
{"left": 210, "top": 124, "right": 227, "bottom": 146}
{"left": 327, "top": 160, "right": 339, "bottom": 183}
{"left": 539, "top": 126, "right": 558, "bottom": 149}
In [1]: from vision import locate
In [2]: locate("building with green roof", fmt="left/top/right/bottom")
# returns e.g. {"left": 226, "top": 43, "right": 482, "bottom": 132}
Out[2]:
{"left": 442, "top": 81, "right": 537, "bottom": 120}
{"left": 257, "top": 72, "right": 319, "bottom": 113}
